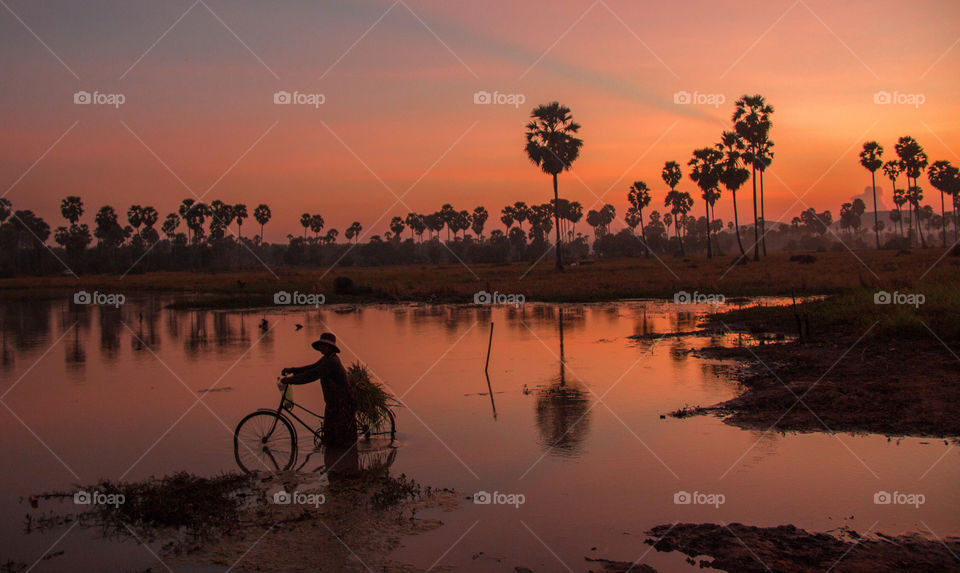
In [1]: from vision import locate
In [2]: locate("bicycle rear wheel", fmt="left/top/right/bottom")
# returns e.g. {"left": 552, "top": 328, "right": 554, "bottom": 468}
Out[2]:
{"left": 359, "top": 408, "right": 396, "bottom": 440}
{"left": 234, "top": 410, "right": 297, "bottom": 473}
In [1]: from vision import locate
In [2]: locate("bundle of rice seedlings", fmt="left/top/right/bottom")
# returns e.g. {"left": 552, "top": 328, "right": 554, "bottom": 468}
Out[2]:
{"left": 348, "top": 362, "right": 397, "bottom": 428}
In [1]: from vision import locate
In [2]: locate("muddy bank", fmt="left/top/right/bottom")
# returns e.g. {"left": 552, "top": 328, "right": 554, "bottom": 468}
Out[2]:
{"left": 631, "top": 522, "right": 960, "bottom": 573}
{"left": 25, "top": 469, "right": 459, "bottom": 572}
{"left": 677, "top": 293, "right": 960, "bottom": 437}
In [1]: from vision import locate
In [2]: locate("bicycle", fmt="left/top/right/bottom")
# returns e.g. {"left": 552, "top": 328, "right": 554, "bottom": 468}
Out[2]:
{"left": 234, "top": 379, "right": 396, "bottom": 473}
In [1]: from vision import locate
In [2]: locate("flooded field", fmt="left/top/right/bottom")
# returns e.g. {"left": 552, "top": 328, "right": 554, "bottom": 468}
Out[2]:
{"left": 0, "top": 297, "right": 956, "bottom": 572}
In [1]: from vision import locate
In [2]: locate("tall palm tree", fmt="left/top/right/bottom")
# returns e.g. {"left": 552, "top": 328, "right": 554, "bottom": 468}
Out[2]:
{"left": 233, "top": 204, "right": 248, "bottom": 238}
{"left": 733, "top": 94, "right": 773, "bottom": 261}
{"left": 883, "top": 161, "right": 903, "bottom": 239}
{"left": 896, "top": 137, "right": 929, "bottom": 247}
{"left": 859, "top": 141, "right": 884, "bottom": 249}
{"left": 524, "top": 102, "right": 584, "bottom": 270}
{"left": 472, "top": 206, "right": 489, "bottom": 240}
{"left": 309, "top": 214, "right": 325, "bottom": 240}
{"left": 688, "top": 147, "right": 724, "bottom": 259}
{"left": 717, "top": 131, "right": 750, "bottom": 256}
{"left": 756, "top": 138, "right": 774, "bottom": 255}
{"left": 627, "top": 181, "right": 651, "bottom": 247}
{"left": 299, "top": 213, "right": 311, "bottom": 239}
{"left": 664, "top": 190, "right": 693, "bottom": 256}
{"left": 928, "top": 160, "right": 960, "bottom": 245}
{"left": 254, "top": 204, "right": 271, "bottom": 243}
{"left": 390, "top": 216, "right": 405, "bottom": 241}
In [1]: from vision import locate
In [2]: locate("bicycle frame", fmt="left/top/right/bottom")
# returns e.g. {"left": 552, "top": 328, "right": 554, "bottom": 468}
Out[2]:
{"left": 267, "top": 391, "right": 324, "bottom": 442}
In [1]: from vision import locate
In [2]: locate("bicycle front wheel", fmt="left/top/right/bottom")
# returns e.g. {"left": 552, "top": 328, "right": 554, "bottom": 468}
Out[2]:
{"left": 234, "top": 410, "right": 298, "bottom": 473}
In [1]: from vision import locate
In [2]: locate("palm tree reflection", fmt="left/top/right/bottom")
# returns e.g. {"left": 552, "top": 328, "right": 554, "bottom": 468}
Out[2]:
{"left": 534, "top": 307, "right": 591, "bottom": 458}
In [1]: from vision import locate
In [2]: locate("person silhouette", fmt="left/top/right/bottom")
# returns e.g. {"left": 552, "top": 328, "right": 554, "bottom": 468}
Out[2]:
{"left": 281, "top": 333, "right": 358, "bottom": 449}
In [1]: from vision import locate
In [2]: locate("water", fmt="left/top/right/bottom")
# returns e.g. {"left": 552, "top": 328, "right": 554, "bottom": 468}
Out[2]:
{"left": 0, "top": 298, "right": 956, "bottom": 572}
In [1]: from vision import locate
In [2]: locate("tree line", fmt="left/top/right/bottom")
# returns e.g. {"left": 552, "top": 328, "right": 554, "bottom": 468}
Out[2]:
{"left": 1, "top": 95, "right": 957, "bottom": 277}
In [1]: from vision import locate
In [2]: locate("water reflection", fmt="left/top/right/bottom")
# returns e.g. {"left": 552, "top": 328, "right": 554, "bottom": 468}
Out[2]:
{"left": 533, "top": 307, "right": 592, "bottom": 458}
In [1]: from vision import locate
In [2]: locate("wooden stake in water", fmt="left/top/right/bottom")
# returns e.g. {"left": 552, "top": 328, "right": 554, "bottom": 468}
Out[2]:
{"left": 484, "top": 322, "right": 497, "bottom": 419}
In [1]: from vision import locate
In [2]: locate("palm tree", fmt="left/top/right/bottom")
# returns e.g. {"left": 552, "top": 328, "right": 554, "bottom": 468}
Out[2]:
{"left": 60, "top": 196, "right": 84, "bottom": 225}
{"left": 254, "top": 204, "right": 271, "bottom": 243}
{"left": 233, "top": 204, "right": 248, "bottom": 238}
{"left": 501, "top": 205, "right": 515, "bottom": 231}
{"left": 664, "top": 189, "right": 693, "bottom": 256}
{"left": 717, "top": 131, "right": 750, "bottom": 256}
{"left": 908, "top": 185, "right": 926, "bottom": 247}
{"left": 161, "top": 213, "right": 180, "bottom": 240}
{"left": 512, "top": 202, "right": 529, "bottom": 231}
{"left": 299, "top": 213, "right": 311, "bottom": 239}
{"left": 127, "top": 205, "right": 143, "bottom": 239}
{"left": 733, "top": 94, "right": 773, "bottom": 260}
{"left": 524, "top": 102, "right": 584, "bottom": 270}
{"left": 688, "top": 147, "right": 724, "bottom": 258}
{"left": 896, "top": 137, "right": 929, "bottom": 247}
{"left": 859, "top": 141, "right": 884, "bottom": 248}
{"left": 348, "top": 221, "right": 362, "bottom": 244}
{"left": 928, "top": 161, "right": 958, "bottom": 246}
{"left": 389, "top": 216, "right": 405, "bottom": 241}
{"left": 883, "top": 161, "right": 904, "bottom": 239}
{"left": 472, "top": 206, "right": 488, "bottom": 240}
{"left": 309, "top": 214, "right": 325, "bottom": 240}
{"left": 756, "top": 139, "right": 775, "bottom": 255}
{"left": 627, "top": 181, "right": 651, "bottom": 248}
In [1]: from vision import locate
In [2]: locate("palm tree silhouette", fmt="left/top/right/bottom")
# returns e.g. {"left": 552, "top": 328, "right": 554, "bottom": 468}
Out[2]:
{"left": 664, "top": 189, "right": 693, "bottom": 256}
{"left": 233, "top": 204, "right": 248, "bottom": 239}
{"left": 512, "top": 202, "right": 529, "bottom": 232}
{"left": 733, "top": 94, "right": 773, "bottom": 261}
{"left": 309, "top": 214, "right": 325, "bottom": 241}
{"left": 254, "top": 204, "right": 271, "bottom": 243}
{"left": 688, "top": 147, "right": 724, "bottom": 258}
{"left": 717, "top": 131, "right": 750, "bottom": 256}
{"left": 500, "top": 205, "right": 515, "bottom": 232}
{"left": 928, "top": 161, "right": 958, "bottom": 246}
{"left": 896, "top": 137, "right": 929, "bottom": 247}
{"left": 524, "top": 102, "right": 584, "bottom": 270}
{"left": 859, "top": 141, "right": 885, "bottom": 249}
{"left": 883, "top": 162, "right": 903, "bottom": 239}
{"left": 628, "top": 181, "right": 651, "bottom": 253}
{"left": 471, "top": 206, "right": 488, "bottom": 240}
{"left": 298, "top": 213, "right": 311, "bottom": 239}
{"left": 756, "top": 138, "right": 774, "bottom": 255}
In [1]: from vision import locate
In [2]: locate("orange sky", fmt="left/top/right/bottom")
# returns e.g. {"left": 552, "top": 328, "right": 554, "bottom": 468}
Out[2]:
{"left": 1, "top": 0, "right": 958, "bottom": 241}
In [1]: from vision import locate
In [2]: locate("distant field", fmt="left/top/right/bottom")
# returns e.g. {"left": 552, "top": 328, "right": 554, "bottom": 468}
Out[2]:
{"left": 0, "top": 249, "right": 957, "bottom": 304}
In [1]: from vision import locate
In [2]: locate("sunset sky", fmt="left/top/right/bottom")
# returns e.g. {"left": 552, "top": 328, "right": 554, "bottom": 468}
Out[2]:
{"left": 1, "top": 0, "right": 958, "bottom": 241}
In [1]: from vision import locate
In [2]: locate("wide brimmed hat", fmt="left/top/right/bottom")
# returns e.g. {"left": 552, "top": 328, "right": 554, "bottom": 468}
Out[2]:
{"left": 311, "top": 332, "right": 340, "bottom": 353}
